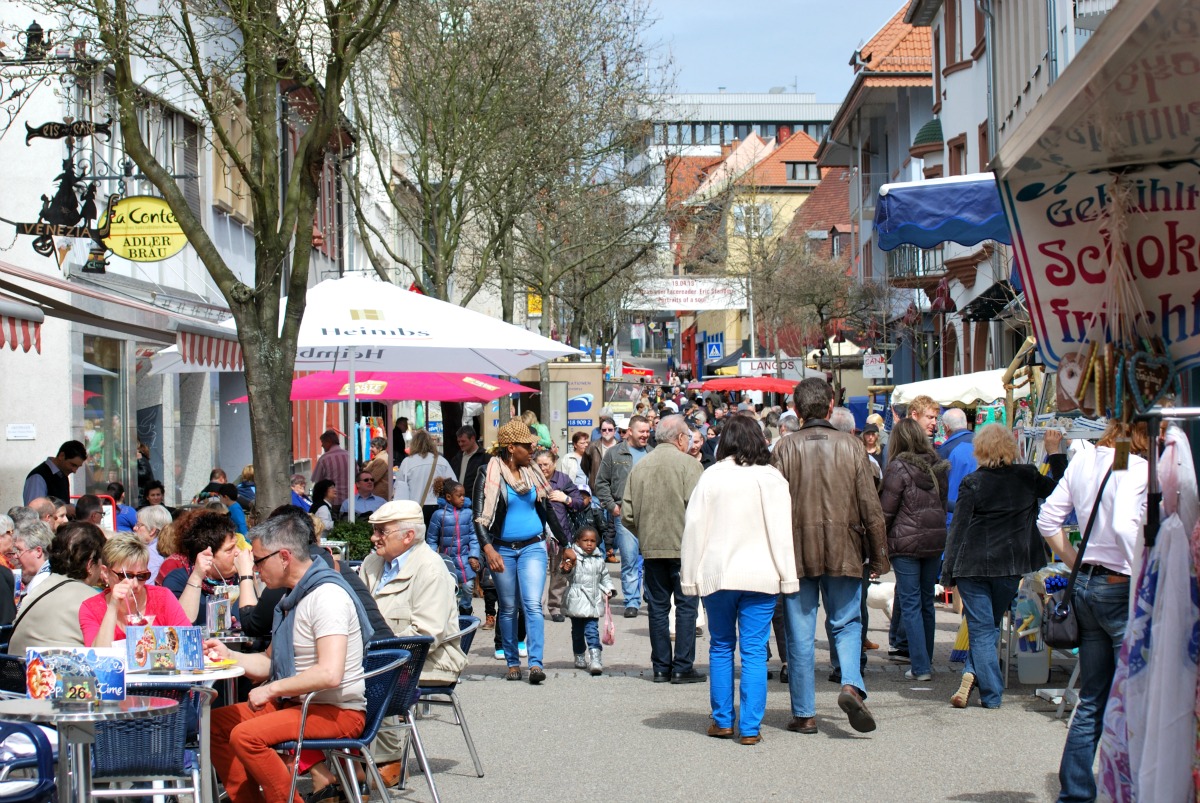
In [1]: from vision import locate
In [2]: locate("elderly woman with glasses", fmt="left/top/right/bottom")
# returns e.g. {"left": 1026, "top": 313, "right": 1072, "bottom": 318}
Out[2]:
{"left": 134, "top": 504, "right": 173, "bottom": 584}
{"left": 80, "top": 533, "right": 192, "bottom": 646}
{"left": 9, "top": 521, "right": 106, "bottom": 653}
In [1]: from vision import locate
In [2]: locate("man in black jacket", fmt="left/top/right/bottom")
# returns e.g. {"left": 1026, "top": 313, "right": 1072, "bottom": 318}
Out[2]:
{"left": 22, "top": 440, "right": 86, "bottom": 505}
{"left": 452, "top": 426, "right": 490, "bottom": 494}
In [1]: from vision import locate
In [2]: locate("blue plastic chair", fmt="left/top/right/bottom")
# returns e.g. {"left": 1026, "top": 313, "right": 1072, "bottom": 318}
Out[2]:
{"left": 273, "top": 649, "right": 411, "bottom": 803}
{"left": 0, "top": 721, "right": 56, "bottom": 803}
{"left": 415, "top": 615, "right": 483, "bottom": 777}
{"left": 0, "top": 624, "right": 14, "bottom": 653}
{"left": 367, "top": 635, "right": 438, "bottom": 801}
{"left": 90, "top": 683, "right": 216, "bottom": 800}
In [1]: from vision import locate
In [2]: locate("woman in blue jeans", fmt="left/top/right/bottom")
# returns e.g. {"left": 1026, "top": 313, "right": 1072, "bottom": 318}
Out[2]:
{"left": 940, "top": 424, "right": 1066, "bottom": 708}
{"left": 1037, "top": 421, "right": 1148, "bottom": 803}
{"left": 680, "top": 415, "right": 799, "bottom": 745}
{"left": 879, "top": 417, "right": 949, "bottom": 681}
{"left": 474, "top": 420, "right": 571, "bottom": 684}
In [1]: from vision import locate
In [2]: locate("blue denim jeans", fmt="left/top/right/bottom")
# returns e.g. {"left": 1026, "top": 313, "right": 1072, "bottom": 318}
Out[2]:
{"left": 704, "top": 590, "right": 775, "bottom": 737}
{"left": 1057, "top": 572, "right": 1129, "bottom": 803}
{"left": 492, "top": 541, "right": 548, "bottom": 668}
{"left": 892, "top": 555, "right": 939, "bottom": 675}
{"left": 783, "top": 575, "right": 866, "bottom": 718}
{"left": 570, "top": 617, "right": 600, "bottom": 654}
{"left": 889, "top": 585, "right": 907, "bottom": 650}
{"left": 955, "top": 575, "right": 1020, "bottom": 707}
{"left": 613, "top": 518, "right": 642, "bottom": 609}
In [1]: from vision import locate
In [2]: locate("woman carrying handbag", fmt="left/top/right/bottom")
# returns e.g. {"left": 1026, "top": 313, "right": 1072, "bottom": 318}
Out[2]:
{"left": 1037, "top": 421, "right": 1149, "bottom": 803}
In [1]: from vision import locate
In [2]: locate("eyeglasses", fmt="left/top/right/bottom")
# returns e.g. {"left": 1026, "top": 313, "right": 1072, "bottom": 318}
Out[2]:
{"left": 600, "top": 427, "right": 614, "bottom": 432}
{"left": 111, "top": 569, "right": 152, "bottom": 582}
{"left": 252, "top": 549, "right": 282, "bottom": 567}
{"left": 371, "top": 526, "right": 408, "bottom": 537}
{"left": 5, "top": 546, "right": 34, "bottom": 561}
{"left": 358, "top": 477, "right": 375, "bottom": 483}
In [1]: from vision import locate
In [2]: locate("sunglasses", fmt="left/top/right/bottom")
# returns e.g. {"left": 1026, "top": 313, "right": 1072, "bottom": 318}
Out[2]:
{"left": 253, "top": 549, "right": 282, "bottom": 567}
{"left": 111, "top": 569, "right": 152, "bottom": 582}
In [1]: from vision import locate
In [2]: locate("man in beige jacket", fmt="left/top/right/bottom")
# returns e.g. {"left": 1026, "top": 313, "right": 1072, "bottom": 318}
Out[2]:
{"left": 361, "top": 500, "right": 467, "bottom": 787}
{"left": 622, "top": 414, "right": 705, "bottom": 684}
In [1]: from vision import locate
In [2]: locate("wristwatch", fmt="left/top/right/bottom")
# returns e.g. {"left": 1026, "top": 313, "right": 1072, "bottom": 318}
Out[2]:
{"left": 238, "top": 574, "right": 255, "bottom": 582}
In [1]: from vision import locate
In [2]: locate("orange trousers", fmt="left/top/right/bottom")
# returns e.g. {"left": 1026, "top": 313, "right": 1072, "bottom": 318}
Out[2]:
{"left": 211, "top": 700, "right": 366, "bottom": 803}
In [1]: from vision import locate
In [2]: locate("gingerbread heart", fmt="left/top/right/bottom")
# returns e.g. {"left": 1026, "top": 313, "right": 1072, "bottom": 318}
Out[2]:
{"left": 1127, "top": 350, "right": 1180, "bottom": 414}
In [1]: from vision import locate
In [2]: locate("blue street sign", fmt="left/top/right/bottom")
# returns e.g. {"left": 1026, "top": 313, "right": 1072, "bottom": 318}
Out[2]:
{"left": 706, "top": 340, "right": 723, "bottom": 360}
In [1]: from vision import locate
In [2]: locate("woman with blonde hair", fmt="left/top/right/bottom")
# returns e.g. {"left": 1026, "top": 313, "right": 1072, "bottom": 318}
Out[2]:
{"left": 941, "top": 424, "right": 1065, "bottom": 709}
{"left": 395, "top": 428, "right": 455, "bottom": 525}
{"left": 1038, "top": 420, "right": 1148, "bottom": 802}
{"left": 79, "top": 533, "right": 192, "bottom": 646}
{"left": 521, "top": 410, "right": 553, "bottom": 449}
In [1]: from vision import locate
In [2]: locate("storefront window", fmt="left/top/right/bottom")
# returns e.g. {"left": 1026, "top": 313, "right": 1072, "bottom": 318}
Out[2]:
{"left": 81, "top": 335, "right": 132, "bottom": 495}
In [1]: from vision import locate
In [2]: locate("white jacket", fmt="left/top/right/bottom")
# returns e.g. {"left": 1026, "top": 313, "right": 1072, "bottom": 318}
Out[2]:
{"left": 680, "top": 459, "right": 800, "bottom": 597}
{"left": 393, "top": 453, "right": 456, "bottom": 506}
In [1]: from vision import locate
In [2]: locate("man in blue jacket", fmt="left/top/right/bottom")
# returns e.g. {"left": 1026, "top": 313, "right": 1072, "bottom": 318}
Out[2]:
{"left": 936, "top": 408, "right": 977, "bottom": 529}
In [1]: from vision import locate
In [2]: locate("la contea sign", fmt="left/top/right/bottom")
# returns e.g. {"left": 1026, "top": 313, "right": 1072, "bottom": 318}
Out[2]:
{"left": 103, "top": 196, "right": 188, "bottom": 261}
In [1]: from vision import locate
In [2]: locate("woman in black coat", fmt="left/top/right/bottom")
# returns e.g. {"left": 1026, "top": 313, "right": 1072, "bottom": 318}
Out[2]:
{"left": 941, "top": 424, "right": 1065, "bottom": 709}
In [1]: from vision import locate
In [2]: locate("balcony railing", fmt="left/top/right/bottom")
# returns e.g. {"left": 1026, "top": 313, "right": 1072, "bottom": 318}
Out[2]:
{"left": 886, "top": 244, "right": 945, "bottom": 284}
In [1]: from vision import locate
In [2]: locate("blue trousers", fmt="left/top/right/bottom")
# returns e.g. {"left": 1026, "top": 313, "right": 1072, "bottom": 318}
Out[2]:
{"left": 892, "top": 555, "right": 939, "bottom": 675}
{"left": 570, "top": 617, "right": 600, "bottom": 653}
{"left": 956, "top": 576, "right": 1020, "bottom": 707}
{"left": 492, "top": 541, "right": 547, "bottom": 668}
{"left": 783, "top": 576, "right": 866, "bottom": 718}
{"left": 704, "top": 590, "right": 775, "bottom": 737}
{"left": 1057, "top": 573, "right": 1129, "bottom": 803}
{"left": 613, "top": 519, "right": 643, "bottom": 608}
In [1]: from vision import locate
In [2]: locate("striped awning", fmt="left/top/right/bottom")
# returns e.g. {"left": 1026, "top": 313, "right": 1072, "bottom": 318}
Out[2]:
{"left": 0, "top": 298, "right": 43, "bottom": 354}
{"left": 178, "top": 329, "right": 243, "bottom": 371}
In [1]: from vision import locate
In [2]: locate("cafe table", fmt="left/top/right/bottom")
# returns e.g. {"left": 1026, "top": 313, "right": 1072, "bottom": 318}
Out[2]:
{"left": 0, "top": 695, "right": 177, "bottom": 803}
{"left": 129, "top": 666, "right": 246, "bottom": 803}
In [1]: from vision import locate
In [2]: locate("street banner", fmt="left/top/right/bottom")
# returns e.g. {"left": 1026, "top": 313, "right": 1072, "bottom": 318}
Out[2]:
{"left": 626, "top": 277, "right": 746, "bottom": 311}
{"left": 998, "top": 160, "right": 1200, "bottom": 372}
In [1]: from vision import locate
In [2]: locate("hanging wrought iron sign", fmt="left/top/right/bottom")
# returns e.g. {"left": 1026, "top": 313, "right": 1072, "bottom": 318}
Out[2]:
{"left": 24, "top": 116, "right": 112, "bottom": 145}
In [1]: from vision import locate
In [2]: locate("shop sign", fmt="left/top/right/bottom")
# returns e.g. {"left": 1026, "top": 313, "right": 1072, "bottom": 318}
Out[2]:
{"left": 863, "top": 354, "right": 888, "bottom": 379}
{"left": 103, "top": 196, "right": 187, "bottom": 261}
{"left": 999, "top": 161, "right": 1200, "bottom": 372}
{"left": 526, "top": 289, "right": 543, "bottom": 317}
{"left": 738, "top": 357, "right": 805, "bottom": 381}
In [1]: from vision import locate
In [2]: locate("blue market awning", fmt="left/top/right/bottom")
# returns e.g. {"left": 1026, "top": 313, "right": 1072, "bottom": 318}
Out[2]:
{"left": 875, "top": 173, "right": 1011, "bottom": 251}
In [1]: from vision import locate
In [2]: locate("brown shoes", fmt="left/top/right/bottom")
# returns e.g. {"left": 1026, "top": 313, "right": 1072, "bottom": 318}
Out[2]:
{"left": 482, "top": 614, "right": 496, "bottom": 630}
{"left": 837, "top": 684, "right": 877, "bottom": 733}
{"left": 376, "top": 761, "right": 403, "bottom": 788}
{"left": 738, "top": 734, "right": 762, "bottom": 745}
{"left": 606, "top": 549, "right": 620, "bottom": 564}
{"left": 864, "top": 639, "right": 880, "bottom": 651}
{"left": 706, "top": 722, "right": 733, "bottom": 738}
{"left": 951, "top": 672, "right": 977, "bottom": 708}
{"left": 786, "top": 716, "right": 817, "bottom": 734}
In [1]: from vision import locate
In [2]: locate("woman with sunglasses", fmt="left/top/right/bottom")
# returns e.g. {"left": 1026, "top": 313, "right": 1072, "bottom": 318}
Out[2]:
{"left": 80, "top": 533, "right": 192, "bottom": 646}
{"left": 164, "top": 511, "right": 257, "bottom": 624}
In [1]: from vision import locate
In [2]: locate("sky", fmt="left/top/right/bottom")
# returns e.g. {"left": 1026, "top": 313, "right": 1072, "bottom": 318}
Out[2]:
{"left": 648, "top": 0, "right": 910, "bottom": 101}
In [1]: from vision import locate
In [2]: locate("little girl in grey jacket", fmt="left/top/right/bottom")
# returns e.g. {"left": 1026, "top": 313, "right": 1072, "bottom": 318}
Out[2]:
{"left": 560, "top": 526, "right": 615, "bottom": 675}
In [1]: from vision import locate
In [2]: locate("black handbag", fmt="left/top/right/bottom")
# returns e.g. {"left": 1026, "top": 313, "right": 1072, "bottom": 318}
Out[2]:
{"left": 1041, "top": 467, "right": 1114, "bottom": 649}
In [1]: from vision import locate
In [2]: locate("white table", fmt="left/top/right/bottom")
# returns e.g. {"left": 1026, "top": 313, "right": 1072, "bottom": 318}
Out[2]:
{"left": 128, "top": 666, "right": 246, "bottom": 803}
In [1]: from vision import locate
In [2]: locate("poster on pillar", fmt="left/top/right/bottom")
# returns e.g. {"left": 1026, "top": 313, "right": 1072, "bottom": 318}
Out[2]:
{"left": 998, "top": 161, "right": 1200, "bottom": 373}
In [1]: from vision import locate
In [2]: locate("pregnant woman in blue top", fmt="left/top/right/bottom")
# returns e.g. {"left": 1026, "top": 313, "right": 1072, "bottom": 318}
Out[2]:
{"left": 474, "top": 420, "right": 571, "bottom": 684}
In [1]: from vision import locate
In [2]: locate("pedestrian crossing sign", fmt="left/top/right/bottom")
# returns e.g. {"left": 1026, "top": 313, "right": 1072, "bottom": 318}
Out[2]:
{"left": 706, "top": 341, "right": 723, "bottom": 360}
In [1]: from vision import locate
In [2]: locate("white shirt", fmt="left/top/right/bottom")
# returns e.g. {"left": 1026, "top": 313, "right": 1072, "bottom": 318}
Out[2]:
{"left": 1037, "top": 445, "right": 1148, "bottom": 575}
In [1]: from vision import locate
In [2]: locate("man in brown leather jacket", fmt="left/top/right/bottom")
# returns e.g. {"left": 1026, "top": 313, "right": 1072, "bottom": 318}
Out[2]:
{"left": 770, "top": 378, "right": 888, "bottom": 736}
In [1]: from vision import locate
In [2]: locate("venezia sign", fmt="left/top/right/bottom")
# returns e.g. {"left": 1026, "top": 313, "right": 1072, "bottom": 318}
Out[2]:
{"left": 103, "top": 196, "right": 187, "bottom": 261}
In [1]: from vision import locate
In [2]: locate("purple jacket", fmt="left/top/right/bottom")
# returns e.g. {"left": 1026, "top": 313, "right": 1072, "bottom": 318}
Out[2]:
{"left": 546, "top": 471, "right": 585, "bottom": 539}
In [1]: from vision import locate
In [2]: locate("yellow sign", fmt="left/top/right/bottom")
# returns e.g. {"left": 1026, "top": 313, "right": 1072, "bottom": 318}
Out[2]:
{"left": 526, "top": 288, "right": 542, "bottom": 317}
{"left": 103, "top": 196, "right": 187, "bottom": 261}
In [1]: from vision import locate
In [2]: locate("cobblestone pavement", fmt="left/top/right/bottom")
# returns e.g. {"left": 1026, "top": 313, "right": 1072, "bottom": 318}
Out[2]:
{"left": 383, "top": 569, "right": 1073, "bottom": 802}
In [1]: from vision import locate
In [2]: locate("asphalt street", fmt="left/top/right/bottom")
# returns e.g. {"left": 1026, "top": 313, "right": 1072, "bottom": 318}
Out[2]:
{"left": 384, "top": 571, "right": 1076, "bottom": 803}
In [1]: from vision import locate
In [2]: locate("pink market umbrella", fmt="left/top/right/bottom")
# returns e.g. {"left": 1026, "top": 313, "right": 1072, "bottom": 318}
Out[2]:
{"left": 228, "top": 371, "right": 538, "bottom": 404}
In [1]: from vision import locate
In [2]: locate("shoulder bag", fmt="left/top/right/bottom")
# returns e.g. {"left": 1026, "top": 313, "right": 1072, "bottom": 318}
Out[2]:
{"left": 1041, "top": 467, "right": 1114, "bottom": 649}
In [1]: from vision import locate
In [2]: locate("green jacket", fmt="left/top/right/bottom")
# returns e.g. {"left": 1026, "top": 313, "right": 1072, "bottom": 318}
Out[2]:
{"left": 621, "top": 445, "right": 704, "bottom": 559}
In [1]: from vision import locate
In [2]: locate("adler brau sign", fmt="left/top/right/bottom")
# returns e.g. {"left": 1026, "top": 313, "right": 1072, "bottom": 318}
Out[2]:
{"left": 999, "top": 160, "right": 1200, "bottom": 374}
{"left": 103, "top": 196, "right": 188, "bottom": 261}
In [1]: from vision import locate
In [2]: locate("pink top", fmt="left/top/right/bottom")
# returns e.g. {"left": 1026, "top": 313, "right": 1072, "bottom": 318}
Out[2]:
{"left": 79, "top": 584, "right": 194, "bottom": 646}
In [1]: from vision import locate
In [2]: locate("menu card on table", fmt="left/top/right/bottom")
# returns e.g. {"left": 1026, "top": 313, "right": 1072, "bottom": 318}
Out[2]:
{"left": 25, "top": 647, "right": 126, "bottom": 701}
{"left": 125, "top": 625, "right": 205, "bottom": 673}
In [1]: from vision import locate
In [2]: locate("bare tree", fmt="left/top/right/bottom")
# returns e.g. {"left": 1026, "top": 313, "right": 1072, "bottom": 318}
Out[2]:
{"left": 30, "top": 0, "right": 399, "bottom": 509}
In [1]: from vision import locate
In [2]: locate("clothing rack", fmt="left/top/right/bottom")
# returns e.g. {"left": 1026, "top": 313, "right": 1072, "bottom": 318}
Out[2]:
{"left": 1136, "top": 406, "right": 1200, "bottom": 548}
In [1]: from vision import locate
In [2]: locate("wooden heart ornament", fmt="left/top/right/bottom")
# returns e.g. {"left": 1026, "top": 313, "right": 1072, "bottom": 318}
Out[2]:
{"left": 1127, "top": 351, "right": 1180, "bottom": 414}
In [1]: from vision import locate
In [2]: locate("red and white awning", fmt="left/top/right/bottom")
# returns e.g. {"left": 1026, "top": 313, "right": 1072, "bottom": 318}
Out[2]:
{"left": 178, "top": 330, "right": 243, "bottom": 371}
{"left": 0, "top": 298, "right": 43, "bottom": 354}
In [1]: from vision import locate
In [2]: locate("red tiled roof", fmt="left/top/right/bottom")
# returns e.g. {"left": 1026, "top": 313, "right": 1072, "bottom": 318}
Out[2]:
{"left": 785, "top": 167, "right": 853, "bottom": 237}
{"left": 747, "top": 130, "right": 821, "bottom": 187}
{"left": 856, "top": 2, "right": 931, "bottom": 74}
{"left": 665, "top": 155, "right": 722, "bottom": 212}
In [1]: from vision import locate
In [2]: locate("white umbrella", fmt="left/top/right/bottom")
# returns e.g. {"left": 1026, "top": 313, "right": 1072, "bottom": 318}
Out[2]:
{"left": 153, "top": 275, "right": 579, "bottom": 519}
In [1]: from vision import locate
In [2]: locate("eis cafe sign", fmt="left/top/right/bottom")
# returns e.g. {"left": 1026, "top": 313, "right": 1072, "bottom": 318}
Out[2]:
{"left": 103, "top": 196, "right": 187, "bottom": 261}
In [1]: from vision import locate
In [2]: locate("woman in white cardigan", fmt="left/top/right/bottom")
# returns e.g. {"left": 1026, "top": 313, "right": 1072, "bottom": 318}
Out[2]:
{"left": 681, "top": 415, "right": 799, "bottom": 746}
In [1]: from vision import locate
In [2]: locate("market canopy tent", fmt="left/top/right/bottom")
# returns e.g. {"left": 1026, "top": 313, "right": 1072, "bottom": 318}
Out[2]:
{"left": 151, "top": 274, "right": 580, "bottom": 375}
{"left": 874, "top": 173, "right": 1012, "bottom": 252}
{"left": 700, "top": 376, "right": 798, "bottom": 394}
{"left": 890, "top": 368, "right": 1029, "bottom": 408}
{"left": 227, "top": 371, "right": 537, "bottom": 404}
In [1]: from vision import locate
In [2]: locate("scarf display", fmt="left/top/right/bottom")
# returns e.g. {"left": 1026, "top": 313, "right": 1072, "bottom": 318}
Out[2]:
{"left": 270, "top": 558, "right": 375, "bottom": 681}
{"left": 475, "top": 455, "right": 551, "bottom": 532}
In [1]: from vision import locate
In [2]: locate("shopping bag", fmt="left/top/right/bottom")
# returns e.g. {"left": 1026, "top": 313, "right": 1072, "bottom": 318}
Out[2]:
{"left": 601, "top": 597, "right": 616, "bottom": 645}
{"left": 949, "top": 617, "right": 970, "bottom": 663}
